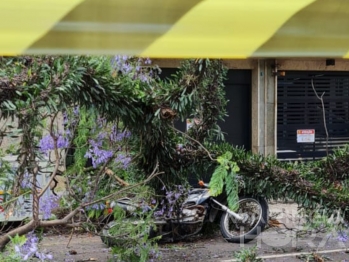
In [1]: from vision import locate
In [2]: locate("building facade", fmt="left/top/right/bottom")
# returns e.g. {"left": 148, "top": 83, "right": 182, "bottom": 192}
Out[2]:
{"left": 154, "top": 59, "right": 349, "bottom": 160}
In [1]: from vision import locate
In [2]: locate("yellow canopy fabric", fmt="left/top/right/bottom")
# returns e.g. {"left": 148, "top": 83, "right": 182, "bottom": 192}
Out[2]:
{"left": 2, "top": 0, "right": 349, "bottom": 58}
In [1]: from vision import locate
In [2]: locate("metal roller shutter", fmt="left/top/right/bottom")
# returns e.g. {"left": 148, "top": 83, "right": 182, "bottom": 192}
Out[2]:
{"left": 277, "top": 71, "right": 349, "bottom": 160}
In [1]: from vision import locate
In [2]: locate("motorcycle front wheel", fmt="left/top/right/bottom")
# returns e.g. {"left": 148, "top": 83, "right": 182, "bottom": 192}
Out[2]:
{"left": 220, "top": 196, "right": 268, "bottom": 243}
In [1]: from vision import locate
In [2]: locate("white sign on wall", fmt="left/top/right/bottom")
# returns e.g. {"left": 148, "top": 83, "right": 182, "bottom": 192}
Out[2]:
{"left": 297, "top": 129, "right": 315, "bottom": 143}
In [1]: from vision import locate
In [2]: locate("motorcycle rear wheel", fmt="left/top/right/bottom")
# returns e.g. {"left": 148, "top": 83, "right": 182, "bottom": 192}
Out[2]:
{"left": 220, "top": 196, "right": 268, "bottom": 243}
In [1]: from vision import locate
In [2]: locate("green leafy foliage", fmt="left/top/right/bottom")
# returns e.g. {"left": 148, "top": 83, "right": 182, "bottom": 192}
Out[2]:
{"left": 0, "top": 56, "right": 229, "bottom": 189}
{"left": 0, "top": 235, "right": 26, "bottom": 262}
{"left": 0, "top": 55, "right": 232, "bottom": 256}
{"left": 208, "top": 165, "right": 227, "bottom": 196}
{"left": 209, "top": 152, "right": 240, "bottom": 211}
{"left": 225, "top": 172, "right": 239, "bottom": 212}
{"left": 215, "top": 144, "right": 349, "bottom": 224}
{"left": 0, "top": 150, "right": 16, "bottom": 203}
{"left": 67, "top": 106, "right": 95, "bottom": 173}
{"left": 201, "top": 142, "right": 349, "bottom": 228}
{"left": 0, "top": 233, "right": 50, "bottom": 262}
{"left": 107, "top": 207, "right": 160, "bottom": 262}
{"left": 233, "top": 245, "right": 262, "bottom": 262}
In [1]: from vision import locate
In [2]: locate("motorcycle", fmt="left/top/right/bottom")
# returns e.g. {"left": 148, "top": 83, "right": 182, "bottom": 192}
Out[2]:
{"left": 100, "top": 181, "right": 268, "bottom": 246}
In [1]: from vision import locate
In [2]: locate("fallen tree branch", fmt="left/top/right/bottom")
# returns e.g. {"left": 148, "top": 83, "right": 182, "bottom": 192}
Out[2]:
{"left": 172, "top": 126, "right": 216, "bottom": 161}
{"left": 105, "top": 168, "right": 130, "bottom": 186}
{"left": 0, "top": 163, "right": 163, "bottom": 250}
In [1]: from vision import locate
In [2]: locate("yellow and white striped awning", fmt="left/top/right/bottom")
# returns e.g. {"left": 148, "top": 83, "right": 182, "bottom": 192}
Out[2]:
{"left": 2, "top": 0, "right": 349, "bottom": 58}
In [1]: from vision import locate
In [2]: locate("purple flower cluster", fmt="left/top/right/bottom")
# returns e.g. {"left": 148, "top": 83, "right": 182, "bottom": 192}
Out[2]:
{"left": 97, "top": 131, "right": 107, "bottom": 141}
{"left": 144, "top": 58, "right": 152, "bottom": 65}
{"left": 154, "top": 185, "right": 187, "bottom": 218}
{"left": 63, "top": 112, "right": 69, "bottom": 125}
{"left": 20, "top": 171, "right": 32, "bottom": 189}
{"left": 14, "top": 231, "right": 53, "bottom": 261}
{"left": 110, "top": 126, "right": 131, "bottom": 142}
{"left": 84, "top": 127, "right": 132, "bottom": 169}
{"left": 39, "top": 194, "right": 60, "bottom": 220}
{"left": 63, "top": 107, "right": 79, "bottom": 128}
{"left": 111, "top": 55, "right": 159, "bottom": 83}
{"left": 148, "top": 248, "right": 161, "bottom": 262}
{"left": 63, "top": 106, "right": 80, "bottom": 139}
{"left": 73, "top": 106, "right": 79, "bottom": 116}
{"left": 21, "top": 171, "right": 43, "bottom": 189}
{"left": 84, "top": 139, "right": 114, "bottom": 168}
{"left": 39, "top": 134, "right": 69, "bottom": 152}
{"left": 111, "top": 55, "right": 132, "bottom": 74}
{"left": 115, "top": 153, "right": 131, "bottom": 169}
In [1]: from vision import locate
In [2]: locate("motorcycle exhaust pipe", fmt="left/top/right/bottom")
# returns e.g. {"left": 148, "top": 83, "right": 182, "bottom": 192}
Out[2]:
{"left": 211, "top": 199, "right": 243, "bottom": 221}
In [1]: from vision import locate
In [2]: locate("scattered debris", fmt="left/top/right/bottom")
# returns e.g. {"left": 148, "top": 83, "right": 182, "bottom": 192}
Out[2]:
{"left": 69, "top": 250, "right": 78, "bottom": 255}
